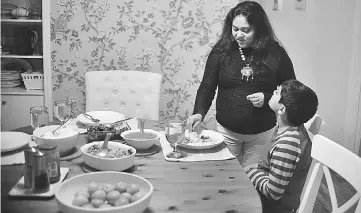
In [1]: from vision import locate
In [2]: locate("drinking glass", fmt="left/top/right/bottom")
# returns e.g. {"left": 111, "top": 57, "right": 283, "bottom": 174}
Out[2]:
{"left": 54, "top": 100, "right": 71, "bottom": 124}
{"left": 165, "top": 120, "right": 187, "bottom": 159}
{"left": 30, "top": 106, "right": 49, "bottom": 130}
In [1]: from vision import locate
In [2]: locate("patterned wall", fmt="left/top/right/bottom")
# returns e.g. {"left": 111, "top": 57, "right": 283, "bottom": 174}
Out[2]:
{"left": 51, "top": 0, "right": 239, "bottom": 129}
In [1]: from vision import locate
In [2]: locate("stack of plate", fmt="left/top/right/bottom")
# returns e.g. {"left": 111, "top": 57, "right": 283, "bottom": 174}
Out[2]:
{"left": 1, "top": 70, "right": 23, "bottom": 88}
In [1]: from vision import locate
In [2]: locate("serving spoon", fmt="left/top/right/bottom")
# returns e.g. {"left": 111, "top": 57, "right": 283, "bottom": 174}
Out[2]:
{"left": 96, "top": 132, "right": 114, "bottom": 158}
{"left": 83, "top": 113, "right": 100, "bottom": 123}
{"left": 40, "top": 117, "right": 71, "bottom": 137}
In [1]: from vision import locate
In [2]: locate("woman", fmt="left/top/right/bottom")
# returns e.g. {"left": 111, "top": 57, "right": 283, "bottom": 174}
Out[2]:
{"left": 187, "top": 1, "right": 296, "bottom": 167}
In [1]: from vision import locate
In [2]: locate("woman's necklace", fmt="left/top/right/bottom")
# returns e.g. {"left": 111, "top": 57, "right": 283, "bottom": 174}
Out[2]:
{"left": 239, "top": 47, "right": 254, "bottom": 81}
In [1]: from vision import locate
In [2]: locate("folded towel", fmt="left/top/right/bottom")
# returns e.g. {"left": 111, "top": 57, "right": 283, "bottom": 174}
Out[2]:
{"left": 158, "top": 131, "right": 235, "bottom": 162}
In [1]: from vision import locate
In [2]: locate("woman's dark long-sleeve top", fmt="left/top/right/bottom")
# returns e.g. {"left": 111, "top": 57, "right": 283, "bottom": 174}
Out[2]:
{"left": 193, "top": 41, "right": 295, "bottom": 134}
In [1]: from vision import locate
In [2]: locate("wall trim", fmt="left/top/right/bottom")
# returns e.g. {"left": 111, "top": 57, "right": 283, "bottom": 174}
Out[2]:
{"left": 43, "top": 0, "right": 53, "bottom": 121}
{"left": 343, "top": 0, "right": 361, "bottom": 154}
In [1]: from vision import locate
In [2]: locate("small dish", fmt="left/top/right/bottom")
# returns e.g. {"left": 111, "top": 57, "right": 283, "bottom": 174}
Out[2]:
{"left": 121, "top": 129, "right": 160, "bottom": 151}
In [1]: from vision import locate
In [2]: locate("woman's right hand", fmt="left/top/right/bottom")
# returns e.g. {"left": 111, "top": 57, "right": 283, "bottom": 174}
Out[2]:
{"left": 186, "top": 114, "right": 202, "bottom": 130}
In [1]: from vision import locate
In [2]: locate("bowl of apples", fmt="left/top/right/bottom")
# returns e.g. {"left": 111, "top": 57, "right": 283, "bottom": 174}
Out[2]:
{"left": 55, "top": 171, "right": 153, "bottom": 213}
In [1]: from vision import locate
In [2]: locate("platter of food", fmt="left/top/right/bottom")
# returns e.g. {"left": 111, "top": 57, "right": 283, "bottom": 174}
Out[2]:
{"left": 179, "top": 130, "right": 224, "bottom": 150}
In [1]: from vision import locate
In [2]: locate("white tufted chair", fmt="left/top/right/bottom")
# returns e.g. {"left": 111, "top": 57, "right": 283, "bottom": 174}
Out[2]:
{"left": 85, "top": 70, "right": 162, "bottom": 122}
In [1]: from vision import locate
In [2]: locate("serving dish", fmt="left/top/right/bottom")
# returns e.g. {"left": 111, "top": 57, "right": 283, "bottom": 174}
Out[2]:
{"left": 80, "top": 141, "right": 136, "bottom": 171}
{"left": 33, "top": 125, "right": 80, "bottom": 154}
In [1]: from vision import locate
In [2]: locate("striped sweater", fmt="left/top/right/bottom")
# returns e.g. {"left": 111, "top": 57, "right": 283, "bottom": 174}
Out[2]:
{"left": 245, "top": 125, "right": 310, "bottom": 203}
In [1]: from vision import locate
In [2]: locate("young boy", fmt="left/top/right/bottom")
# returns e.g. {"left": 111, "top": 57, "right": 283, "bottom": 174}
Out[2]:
{"left": 245, "top": 79, "right": 319, "bottom": 213}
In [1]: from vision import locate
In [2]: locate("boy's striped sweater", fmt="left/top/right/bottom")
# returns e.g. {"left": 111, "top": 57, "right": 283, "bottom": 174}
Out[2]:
{"left": 245, "top": 124, "right": 312, "bottom": 210}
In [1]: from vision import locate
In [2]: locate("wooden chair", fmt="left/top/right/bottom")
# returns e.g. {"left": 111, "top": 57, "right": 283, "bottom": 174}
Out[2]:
{"left": 297, "top": 135, "right": 361, "bottom": 213}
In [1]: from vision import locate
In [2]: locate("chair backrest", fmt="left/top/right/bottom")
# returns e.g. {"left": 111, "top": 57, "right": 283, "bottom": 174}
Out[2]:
{"left": 85, "top": 70, "right": 162, "bottom": 121}
{"left": 298, "top": 134, "right": 361, "bottom": 213}
{"left": 304, "top": 114, "right": 325, "bottom": 138}
{"left": 301, "top": 114, "right": 326, "bottom": 199}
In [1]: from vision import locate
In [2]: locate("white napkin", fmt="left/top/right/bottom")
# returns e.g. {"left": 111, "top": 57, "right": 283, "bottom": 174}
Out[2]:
{"left": 1, "top": 140, "right": 37, "bottom": 165}
{"left": 158, "top": 131, "right": 235, "bottom": 162}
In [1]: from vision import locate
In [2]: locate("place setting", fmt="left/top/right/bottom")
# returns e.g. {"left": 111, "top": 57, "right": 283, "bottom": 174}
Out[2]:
{"left": 159, "top": 120, "right": 235, "bottom": 162}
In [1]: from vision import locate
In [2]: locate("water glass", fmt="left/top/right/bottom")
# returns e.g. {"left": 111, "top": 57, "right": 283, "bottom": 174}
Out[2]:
{"left": 165, "top": 120, "right": 187, "bottom": 159}
{"left": 30, "top": 106, "right": 49, "bottom": 130}
{"left": 54, "top": 100, "right": 71, "bottom": 124}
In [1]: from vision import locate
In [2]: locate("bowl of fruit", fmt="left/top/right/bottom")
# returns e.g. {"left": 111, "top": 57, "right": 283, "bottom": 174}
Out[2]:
{"left": 55, "top": 171, "right": 153, "bottom": 213}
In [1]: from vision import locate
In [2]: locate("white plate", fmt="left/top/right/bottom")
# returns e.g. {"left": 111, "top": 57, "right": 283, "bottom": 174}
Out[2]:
{"left": 1, "top": 131, "right": 31, "bottom": 152}
{"left": 76, "top": 111, "right": 125, "bottom": 126}
{"left": 178, "top": 130, "right": 224, "bottom": 150}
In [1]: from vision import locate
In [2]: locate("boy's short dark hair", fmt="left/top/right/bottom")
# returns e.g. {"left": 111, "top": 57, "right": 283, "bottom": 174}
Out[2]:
{"left": 279, "top": 79, "right": 319, "bottom": 127}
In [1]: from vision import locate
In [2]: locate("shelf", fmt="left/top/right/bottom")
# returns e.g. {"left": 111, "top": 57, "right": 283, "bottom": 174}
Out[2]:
{"left": 1, "top": 19, "right": 42, "bottom": 23}
{"left": 1, "top": 86, "right": 44, "bottom": 96}
{"left": 1, "top": 55, "right": 43, "bottom": 59}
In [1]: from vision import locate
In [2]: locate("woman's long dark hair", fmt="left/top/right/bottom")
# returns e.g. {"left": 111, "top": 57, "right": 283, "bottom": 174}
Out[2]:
{"left": 216, "top": 1, "right": 282, "bottom": 72}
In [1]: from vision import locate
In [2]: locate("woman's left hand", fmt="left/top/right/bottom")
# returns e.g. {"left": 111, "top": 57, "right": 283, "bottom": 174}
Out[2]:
{"left": 246, "top": 92, "right": 264, "bottom": 107}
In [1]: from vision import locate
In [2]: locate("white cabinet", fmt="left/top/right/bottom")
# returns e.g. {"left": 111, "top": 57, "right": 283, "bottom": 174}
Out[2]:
{"left": 1, "top": 0, "right": 52, "bottom": 130}
{"left": 1, "top": 95, "right": 44, "bottom": 130}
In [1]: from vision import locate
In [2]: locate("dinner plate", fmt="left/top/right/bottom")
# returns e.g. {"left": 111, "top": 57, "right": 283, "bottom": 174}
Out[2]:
{"left": 1, "top": 131, "right": 31, "bottom": 152}
{"left": 178, "top": 130, "right": 224, "bottom": 150}
{"left": 76, "top": 111, "right": 125, "bottom": 126}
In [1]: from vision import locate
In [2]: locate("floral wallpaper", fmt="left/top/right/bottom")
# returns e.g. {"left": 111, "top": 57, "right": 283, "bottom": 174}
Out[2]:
{"left": 51, "top": 0, "right": 239, "bottom": 129}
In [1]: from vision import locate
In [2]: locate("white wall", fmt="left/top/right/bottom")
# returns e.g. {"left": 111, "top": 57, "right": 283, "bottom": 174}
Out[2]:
{"left": 261, "top": 0, "right": 359, "bottom": 150}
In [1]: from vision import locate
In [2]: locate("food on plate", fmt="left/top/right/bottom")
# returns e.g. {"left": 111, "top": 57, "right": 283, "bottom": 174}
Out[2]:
{"left": 86, "top": 144, "right": 133, "bottom": 158}
{"left": 184, "top": 132, "right": 213, "bottom": 144}
{"left": 72, "top": 181, "right": 144, "bottom": 208}
{"left": 87, "top": 123, "right": 130, "bottom": 141}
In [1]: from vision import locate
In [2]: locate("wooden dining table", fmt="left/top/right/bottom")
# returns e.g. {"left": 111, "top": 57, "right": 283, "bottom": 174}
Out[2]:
{"left": 1, "top": 121, "right": 262, "bottom": 213}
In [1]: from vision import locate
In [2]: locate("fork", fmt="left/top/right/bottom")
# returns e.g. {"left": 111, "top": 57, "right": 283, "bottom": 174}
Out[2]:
{"left": 83, "top": 113, "right": 100, "bottom": 123}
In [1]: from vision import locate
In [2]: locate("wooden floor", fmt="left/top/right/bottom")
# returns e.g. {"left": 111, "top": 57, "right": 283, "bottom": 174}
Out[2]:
{"left": 312, "top": 170, "right": 358, "bottom": 213}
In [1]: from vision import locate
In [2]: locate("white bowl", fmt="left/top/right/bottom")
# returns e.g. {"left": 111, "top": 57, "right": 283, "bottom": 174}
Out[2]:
{"left": 55, "top": 172, "right": 153, "bottom": 213}
{"left": 33, "top": 125, "right": 80, "bottom": 154}
{"left": 80, "top": 141, "right": 136, "bottom": 171}
{"left": 121, "top": 129, "right": 160, "bottom": 151}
